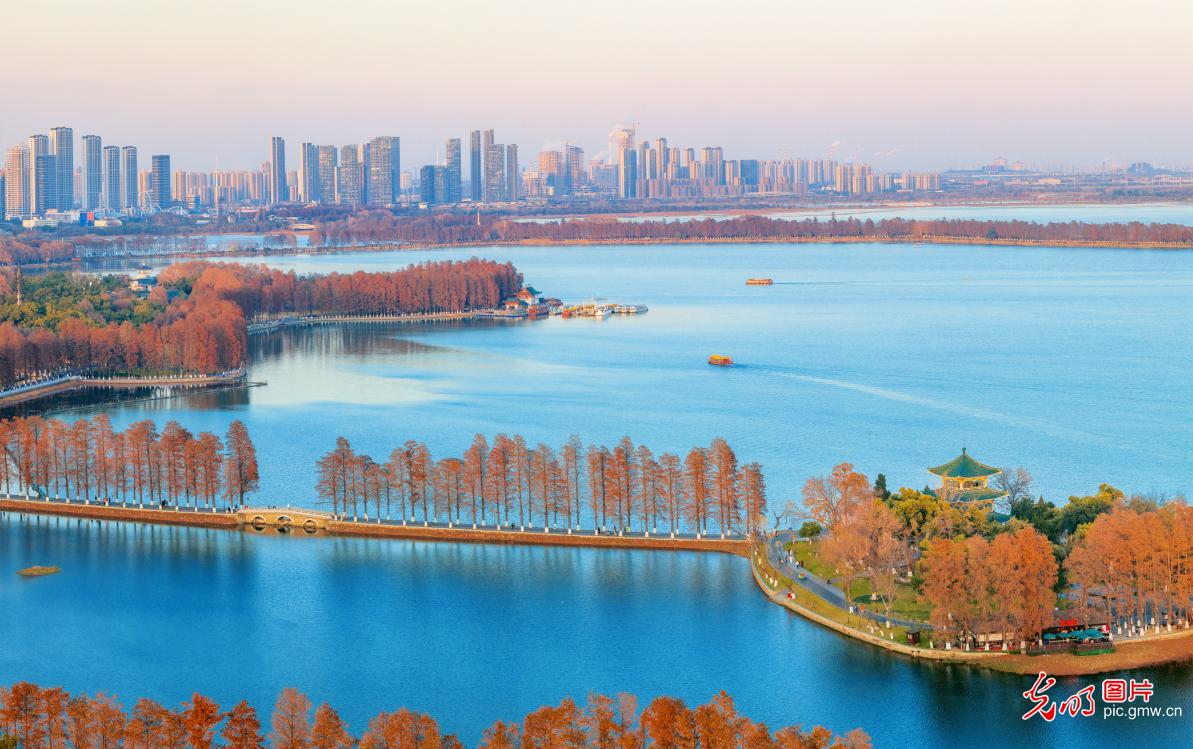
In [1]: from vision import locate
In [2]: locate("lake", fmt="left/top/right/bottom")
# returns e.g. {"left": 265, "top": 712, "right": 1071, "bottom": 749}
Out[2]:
{"left": 1, "top": 513, "right": 1189, "bottom": 748}
{"left": 55, "top": 241, "right": 1193, "bottom": 505}
{"left": 4, "top": 240, "right": 1191, "bottom": 748}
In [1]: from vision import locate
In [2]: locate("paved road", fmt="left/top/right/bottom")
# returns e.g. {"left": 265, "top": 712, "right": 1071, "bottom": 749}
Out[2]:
{"left": 766, "top": 529, "right": 931, "bottom": 630}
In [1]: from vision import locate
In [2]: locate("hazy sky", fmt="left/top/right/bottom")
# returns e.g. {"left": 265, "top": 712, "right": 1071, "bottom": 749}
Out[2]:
{"left": 4, "top": 0, "right": 1191, "bottom": 172}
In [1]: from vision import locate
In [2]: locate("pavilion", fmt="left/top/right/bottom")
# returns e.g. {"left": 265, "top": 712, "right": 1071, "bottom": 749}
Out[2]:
{"left": 928, "top": 448, "right": 1007, "bottom": 510}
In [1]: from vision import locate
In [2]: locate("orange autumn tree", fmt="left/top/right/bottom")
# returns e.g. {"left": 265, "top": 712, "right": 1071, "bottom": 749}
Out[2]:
{"left": 314, "top": 433, "right": 765, "bottom": 536}
{"left": 1067, "top": 502, "right": 1193, "bottom": 631}
{"left": 0, "top": 415, "right": 250, "bottom": 509}
{"left": 0, "top": 683, "right": 869, "bottom": 749}
{"left": 919, "top": 527, "right": 1057, "bottom": 648}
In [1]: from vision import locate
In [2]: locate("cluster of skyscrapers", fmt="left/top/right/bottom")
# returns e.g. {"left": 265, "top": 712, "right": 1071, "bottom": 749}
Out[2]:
{"left": 286, "top": 129, "right": 518, "bottom": 208}
{"left": 2, "top": 123, "right": 945, "bottom": 223}
{"left": 602, "top": 126, "right": 939, "bottom": 199}
{"left": 2, "top": 126, "right": 174, "bottom": 223}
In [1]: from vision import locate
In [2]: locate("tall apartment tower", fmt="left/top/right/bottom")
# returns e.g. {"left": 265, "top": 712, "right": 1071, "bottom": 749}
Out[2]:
{"left": 101, "top": 146, "right": 120, "bottom": 211}
{"left": 317, "top": 146, "right": 338, "bottom": 204}
{"left": 120, "top": 146, "right": 138, "bottom": 210}
{"left": 504, "top": 144, "right": 518, "bottom": 201}
{"left": 366, "top": 136, "right": 399, "bottom": 206}
{"left": 445, "top": 138, "right": 462, "bottom": 203}
{"left": 299, "top": 142, "right": 318, "bottom": 203}
{"left": 28, "top": 135, "right": 56, "bottom": 216}
{"left": 3, "top": 146, "right": 30, "bottom": 219}
{"left": 618, "top": 148, "right": 637, "bottom": 198}
{"left": 483, "top": 142, "right": 504, "bottom": 202}
{"left": 80, "top": 135, "right": 102, "bottom": 211}
{"left": 469, "top": 130, "right": 482, "bottom": 201}
{"left": 49, "top": 127, "right": 74, "bottom": 209}
{"left": 337, "top": 145, "right": 362, "bottom": 205}
{"left": 150, "top": 154, "right": 172, "bottom": 208}
{"left": 269, "top": 136, "right": 287, "bottom": 204}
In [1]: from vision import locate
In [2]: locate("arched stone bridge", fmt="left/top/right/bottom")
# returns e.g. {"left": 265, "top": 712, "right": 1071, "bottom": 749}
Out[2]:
{"left": 236, "top": 507, "right": 333, "bottom": 534}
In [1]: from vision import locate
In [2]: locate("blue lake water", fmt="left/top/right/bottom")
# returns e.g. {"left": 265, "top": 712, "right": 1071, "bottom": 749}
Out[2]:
{"left": 64, "top": 241, "right": 1193, "bottom": 505}
{"left": 3, "top": 241, "right": 1191, "bottom": 748}
{"left": 1, "top": 514, "right": 1189, "bottom": 749}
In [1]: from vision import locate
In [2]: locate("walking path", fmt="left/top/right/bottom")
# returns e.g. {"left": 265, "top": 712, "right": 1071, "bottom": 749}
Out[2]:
{"left": 766, "top": 530, "right": 929, "bottom": 630}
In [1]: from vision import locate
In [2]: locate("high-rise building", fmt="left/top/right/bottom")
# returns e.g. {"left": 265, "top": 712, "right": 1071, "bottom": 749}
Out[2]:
{"left": 269, "top": 136, "right": 287, "bottom": 204}
{"left": 120, "top": 146, "right": 138, "bottom": 210}
{"left": 4, "top": 146, "right": 30, "bottom": 219}
{"left": 564, "top": 145, "right": 584, "bottom": 194}
{"left": 102, "top": 146, "right": 120, "bottom": 211}
{"left": 468, "top": 130, "right": 482, "bottom": 201}
{"left": 317, "top": 146, "right": 337, "bottom": 204}
{"left": 505, "top": 144, "right": 519, "bottom": 201}
{"left": 299, "top": 142, "right": 318, "bottom": 203}
{"left": 609, "top": 126, "right": 635, "bottom": 165}
{"left": 337, "top": 145, "right": 362, "bottom": 205}
{"left": 445, "top": 138, "right": 462, "bottom": 203}
{"left": 28, "top": 135, "right": 56, "bottom": 216}
{"left": 150, "top": 154, "right": 172, "bottom": 208}
{"left": 618, "top": 148, "right": 637, "bottom": 198}
{"left": 482, "top": 131, "right": 503, "bottom": 202}
{"left": 419, "top": 164, "right": 450, "bottom": 205}
{"left": 80, "top": 135, "right": 102, "bottom": 211}
{"left": 49, "top": 127, "right": 73, "bottom": 209}
{"left": 366, "top": 136, "right": 399, "bottom": 206}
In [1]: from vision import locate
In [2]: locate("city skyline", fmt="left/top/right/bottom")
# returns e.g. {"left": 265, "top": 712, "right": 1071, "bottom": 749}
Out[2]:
{"left": 2, "top": 0, "right": 1190, "bottom": 171}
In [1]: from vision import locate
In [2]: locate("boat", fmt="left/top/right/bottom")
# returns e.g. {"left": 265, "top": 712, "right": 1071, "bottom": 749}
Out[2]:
{"left": 708, "top": 355, "right": 734, "bottom": 367}
{"left": 746, "top": 278, "right": 774, "bottom": 286}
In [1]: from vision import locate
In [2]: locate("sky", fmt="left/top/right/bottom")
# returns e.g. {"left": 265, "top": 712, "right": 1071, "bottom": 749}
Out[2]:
{"left": 3, "top": 0, "right": 1192, "bottom": 173}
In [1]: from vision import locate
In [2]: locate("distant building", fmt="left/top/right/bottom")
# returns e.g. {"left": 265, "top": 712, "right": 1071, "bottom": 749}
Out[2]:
{"left": 28, "top": 135, "right": 55, "bottom": 216}
{"left": 618, "top": 148, "right": 637, "bottom": 198}
{"left": 483, "top": 142, "right": 505, "bottom": 202}
{"left": 337, "top": 145, "right": 362, "bottom": 205}
{"left": 445, "top": 138, "right": 462, "bottom": 203}
{"left": 50, "top": 126, "right": 73, "bottom": 209}
{"left": 150, "top": 154, "right": 171, "bottom": 208}
{"left": 4, "top": 146, "right": 30, "bottom": 219}
{"left": 102, "top": 146, "right": 120, "bottom": 211}
{"left": 299, "top": 142, "right": 318, "bottom": 203}
{"left": 269, "top": 136, "right": 287, "bottom": 204}
{"left": 366, "top": 136, "right": 399, "bottom": 206}
{"left": 81, "top": 135, "right": 102, "bottom": 211}
{"left": 469, "top": 130, "right": 482, "bottom": 201}
{"left": 505, "top": 144, "right": 519, "bottom": 201}
{"left": 120, "top": 146, "right": 138, "bottom": 210}
{"left": 317, "top": 146, "right": 337, "bottom": 204}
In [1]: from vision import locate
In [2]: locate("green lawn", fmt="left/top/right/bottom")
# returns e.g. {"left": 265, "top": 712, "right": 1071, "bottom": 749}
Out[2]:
{"left": 753, "top": 546, "right": 922, "bottom": 647}
{"left": 786, "top": 540, "right": 930, "bottom": 623}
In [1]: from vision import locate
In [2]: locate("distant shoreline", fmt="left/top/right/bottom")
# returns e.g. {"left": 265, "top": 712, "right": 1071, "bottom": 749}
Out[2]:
{"left": 76, "top": 233, "right": 1193, "bottom": 270}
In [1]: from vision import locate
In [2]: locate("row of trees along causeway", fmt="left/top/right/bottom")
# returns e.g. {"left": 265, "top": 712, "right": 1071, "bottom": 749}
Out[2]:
{"left": 316, "top": 434, "right": 766, "bottom": 537}
{"left": 0, "top": 415, "right": 259, "bottom": 508}
{"left": 304, "top": 212, "right": 1193, "bottom": 248}
{"left": 0, "top": 259, "right": 523, "bottom": 390}
{"left": 798, "top": 462, "right": 1191, "bottom": 647}
{"left": 0, "top": 683, "right": 872, "bottom": 749}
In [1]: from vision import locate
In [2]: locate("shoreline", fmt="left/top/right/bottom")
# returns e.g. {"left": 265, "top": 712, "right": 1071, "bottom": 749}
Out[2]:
{"left": 0, "top": 369, "right": 248, "bottom": 409}
{"left": 73, "top": 233, "right": 1193, "bottom": 270}
{"left": 748, "top": 543, "right": 1193, "bottom": 675}
{"left": 0, "top": 497, "right": 750, "bottom": 556}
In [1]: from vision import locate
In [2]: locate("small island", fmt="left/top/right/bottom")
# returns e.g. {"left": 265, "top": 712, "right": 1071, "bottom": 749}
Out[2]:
{"left": 17, "top": 565, "right": 61, "bottom": 577}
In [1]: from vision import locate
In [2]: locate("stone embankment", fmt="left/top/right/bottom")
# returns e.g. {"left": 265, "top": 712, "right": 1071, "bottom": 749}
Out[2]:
{"left": 0, "top": 496, "right": 749, "bottom": 556}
